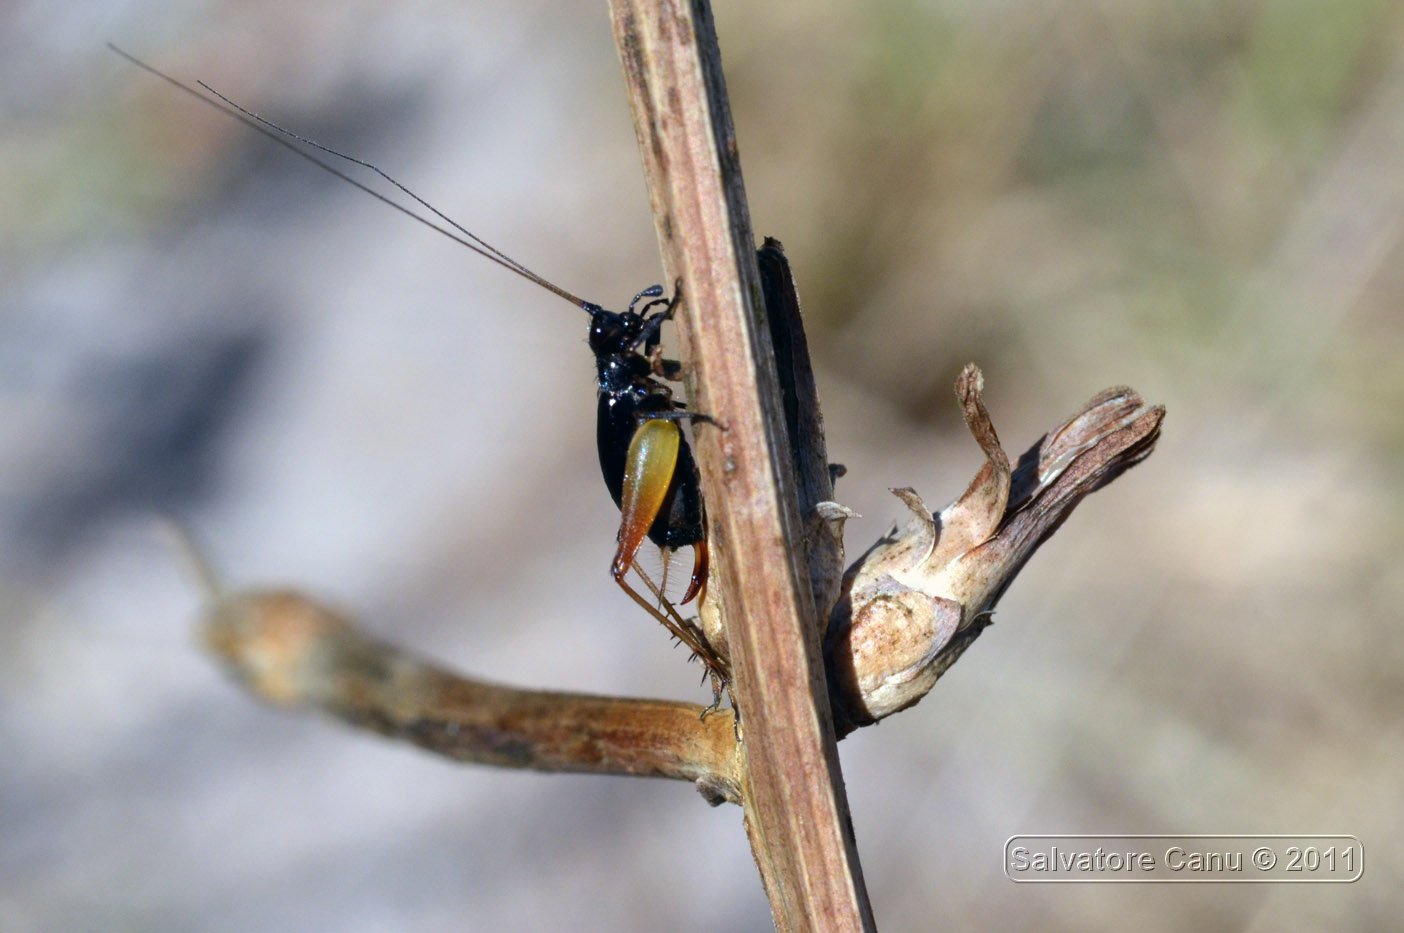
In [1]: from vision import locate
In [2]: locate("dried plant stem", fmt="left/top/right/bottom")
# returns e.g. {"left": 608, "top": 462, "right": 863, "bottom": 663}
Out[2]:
{"left": 607, "top": 2, "right": 873, "bottom": 929}
{"left": 201, "top": 590, "right": 743, "bottom": 801}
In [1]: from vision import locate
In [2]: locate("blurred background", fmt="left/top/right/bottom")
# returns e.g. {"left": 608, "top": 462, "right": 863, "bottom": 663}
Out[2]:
{"left": 3, "top": 0, "right": 1401, "bottom": 929}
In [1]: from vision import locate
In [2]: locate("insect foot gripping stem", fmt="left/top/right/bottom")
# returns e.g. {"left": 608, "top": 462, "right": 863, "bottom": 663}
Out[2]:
{"left": 823, "top": 364, "right": 1164, "bottom": 735}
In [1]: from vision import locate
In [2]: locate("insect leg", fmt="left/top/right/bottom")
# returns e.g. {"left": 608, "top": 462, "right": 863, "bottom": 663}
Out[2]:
{"left": 612, "top": 419, "right": 729, "bottom": 681}
{"left": 621, "top": 408, "right": 712, "bottom": 604}
{"left": 623, "top": 558, "right": 729, "bottom": 686}
{"left": 634, "top": 279, "right": 680, "bottom": 323}
{"left": 647, "top": 351, "right": 684, "bottom": 382}
{"left": 683, "top": 535, "right": 709, "bottom": 605}
{"left": 634, "top": 408, "right": 717, "bottom": 429}
{"left": 633, "top": 305, "right": 674, "bottom": 355}
{"left": 613, "top": 418, "right": 682, "bottom": 582}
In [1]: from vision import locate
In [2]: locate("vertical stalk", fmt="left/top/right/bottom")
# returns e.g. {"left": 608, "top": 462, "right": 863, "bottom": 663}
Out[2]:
{"left": 606, "top": 2, "right": 874, "bottom": 929}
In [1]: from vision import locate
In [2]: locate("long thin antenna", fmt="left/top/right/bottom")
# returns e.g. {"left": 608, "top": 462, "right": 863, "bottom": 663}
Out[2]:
{"left": 108, "top": 44, "right": 591, "bottom": 309}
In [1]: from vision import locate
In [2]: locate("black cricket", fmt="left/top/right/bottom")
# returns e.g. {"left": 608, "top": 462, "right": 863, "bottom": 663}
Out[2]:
{"left": 589, "top": 285, "right": 706, "bottom": 556}
{"left": 111, "top": 46, "right": 729, "bottom": 690}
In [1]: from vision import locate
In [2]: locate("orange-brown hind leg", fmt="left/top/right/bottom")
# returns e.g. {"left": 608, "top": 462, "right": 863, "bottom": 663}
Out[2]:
{"left": 612, "top": 420, "right": 727, "bottom": 691}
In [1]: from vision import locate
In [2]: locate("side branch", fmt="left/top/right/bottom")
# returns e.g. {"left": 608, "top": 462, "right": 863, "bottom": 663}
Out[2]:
{"left": 200, "top": 589, "right": 742, "bottom": 804}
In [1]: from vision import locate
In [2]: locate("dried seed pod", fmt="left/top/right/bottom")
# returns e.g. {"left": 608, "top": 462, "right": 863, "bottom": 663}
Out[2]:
{"left": 826, "top": 365, "right": 1164, "bottom": 731}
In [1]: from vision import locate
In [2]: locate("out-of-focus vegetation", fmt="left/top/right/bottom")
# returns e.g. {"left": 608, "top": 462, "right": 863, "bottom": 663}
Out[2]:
{"left": 3, "top": 2, "right": 1401, "bottom": 930}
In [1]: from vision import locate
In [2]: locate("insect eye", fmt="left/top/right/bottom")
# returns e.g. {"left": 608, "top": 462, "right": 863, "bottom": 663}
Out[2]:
{"left": 589, "top": 316, "right": 626, "bottom": 351}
